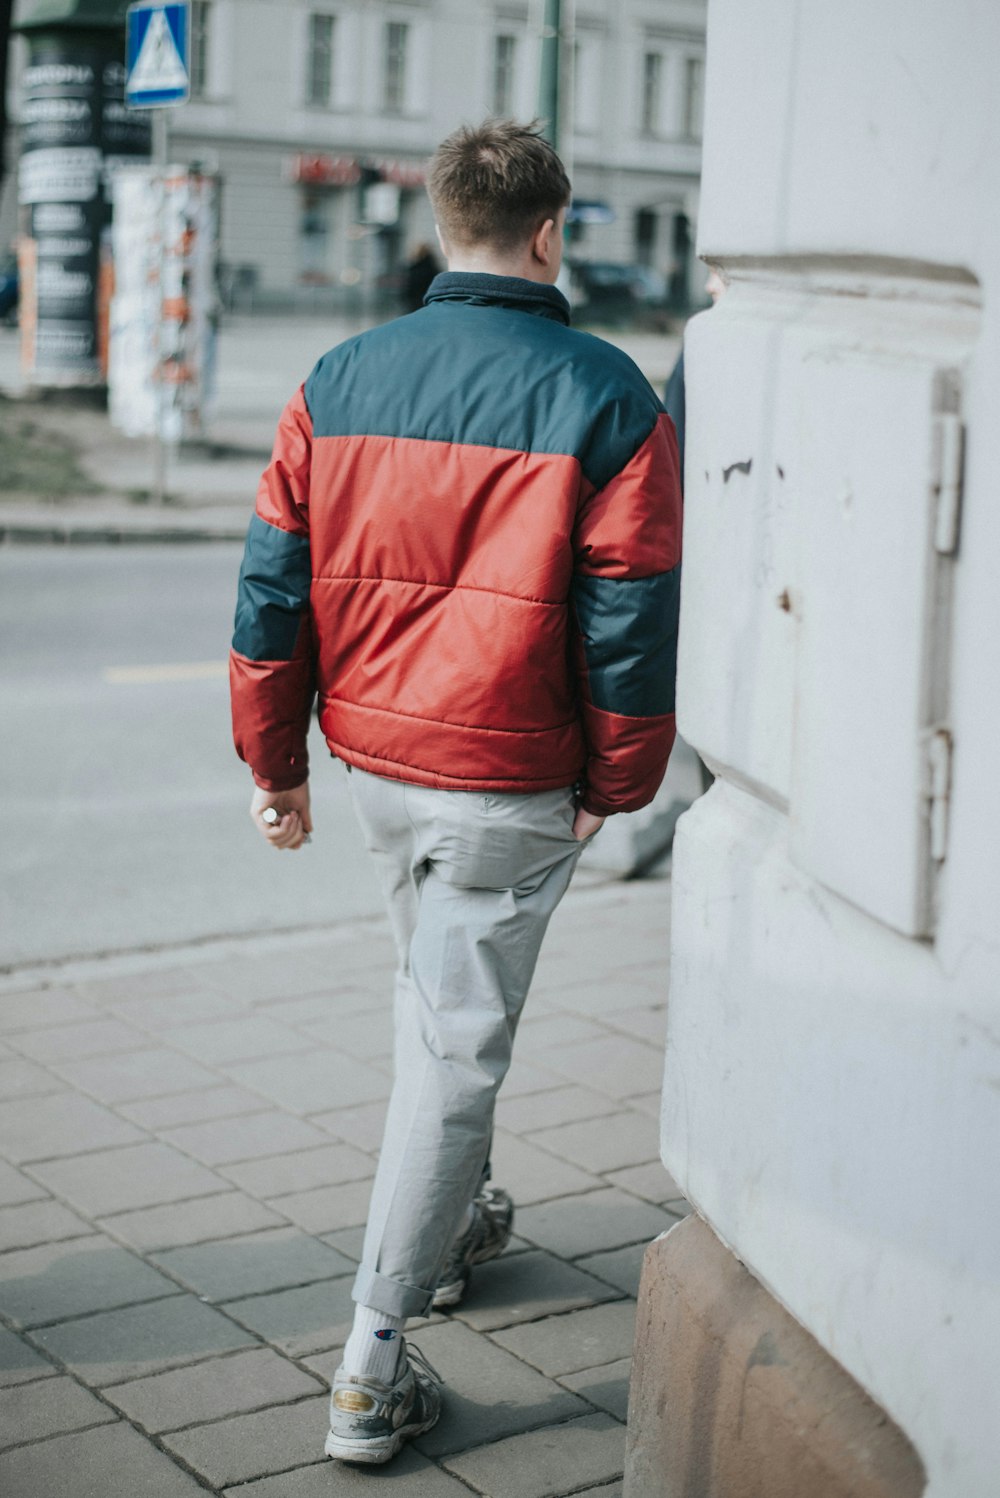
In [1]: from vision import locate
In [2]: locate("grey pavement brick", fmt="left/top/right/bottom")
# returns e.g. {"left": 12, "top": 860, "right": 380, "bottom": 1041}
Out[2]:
{"left": 559, "top": 1357, "right": 632, "bottom": 1422}
{"left": 253, "top": 990, "right": 383, "bottom": 1025}
{"left": 223, "top": 1275, "right": 355, "bottom": 1358}
{"left": 290, "top": 1010, "right": 395, "bottom": 1060}
{"left": 117, "top": 1082, "right": 273, "bottom": 1131}
{"left": 575, "top": 1243, "right": 647, "bottom": 1299}
{"left": 33, "top": 1293, "right": 255, "bottom": 1385}
{"left": 452, "top": 1248, "right": 619, "bottom": 1333}
{"left": 492, "top": 1302, "right": 637, "bottom": 1379}
{"left": 0, "top": 1056, "right": 63, "bottom": 1100}
{"left": 47, "top": 1047, "right": 219, "bottom": 1104}
{"left": 407, "top": 1319, "right": 586, "bottom": 1458}
{"left": 31, "top": 1141, "right": 225, "bottom": 1217}
{"left": 225, "top": 1050, "right": 391, "bottom": 1115}
{"left": 161, "top": 1110, "right": 329, "bottom": 1167}
{"left": 267, "top": 1178, "right": 374, "bottom": 1235}
{"left": 442, "top": 1411, "right": 625, "bottom": 1497}
{"left": 321, "top": 1225, "right": 365, "bottom": 1261}
{"left": 0, "top": 1092, "right": 143, "bottom": 1163}
{"left": 0, "top": 1198, "right": 94, "bottom": 1253}
{"left": 161, "top": 1394, "right": 330, "bottom": 1486}
{"left": 577, "top": 1484, "right": 624, "bottom": 1497}
{"left": 603, "top": 1005, "right": 668, "bottom": 1045}
{"left": 103, "top": 1346, "right": 323, "bottom": 1434}
{"left": 8, "top": 1018, "right": 146, "bottom": 1065}
{"left": 199, "top": 952, "right": 341, "bottom": 1004}
{"left": 0, "top": 988, "right": 99, "bottom": 1033}
{"left": 501, "top": 1057, "right": 565, "bottom": 1098}
{"left": 517, "top": 1013, "right": 609, "bottom": 1050}
{"left": 527, "top": 1112, "right": 660, "bottom": 1175}
{"left": 626, "top": 1090, "right": 663, "bottom": 1119}
{"left": 0, "top": 1420, "right": 206, "bottom": 1496}
{"left": 0, "top": 1325, "right": 56, "bottom": 1386}
{"left": 0, "top": 1236, "right": 179, "bottom": 1329}
{"left": 75, "top": 967, "right": 225, "bottom": 1004}
{"left": 603, "top": 1160, "right": 683, "bottom": 1204}
{"left": 496, "top": 1084, "right": 621, "bottom": 1136}
{"left": 223, "top": 1448, "right": 472, "bottom": 1496}
{"left": 490, "top": 1131, "right": 602, "bottom": 1205}
{"left": 152, "top": 1227, "right": 355, "bottom": 1302}
{"left": 516, "top": 1189, "right": 678, "bottom": 1260}
{"left": 0, "top": 1159, "right": 47, "bottom": 1207}
{"left": 539, "top": 978, "right": 664, "bottom": 1017}
{"left": 108, "top": 988, "right": 243, "bottom": 1029}
{"left": 0, "top": 1374, "right": 116, "bottom": 1448}
{"left": 537, "top": 1035, "right": 666, "bottom": 1099}
{"left": 663, "top": 1196, "right": 693, "bottom": 1219}
{"left": 160, "top": 1015, "right": 313, "bottom": 1065}
{"left": 219, "top": 1141, "right": 374, "bottom": 1198}
{"left": 102, "top": 1190, "right": 286, "bottom": 1252}
{"left": 311, "top": 1099, "right": 387, "bottom": 1153}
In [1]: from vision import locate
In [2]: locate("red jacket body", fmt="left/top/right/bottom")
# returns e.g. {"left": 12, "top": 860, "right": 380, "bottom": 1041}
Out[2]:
{"left": 230, "top": 273, "right": 681, "bottom": 816}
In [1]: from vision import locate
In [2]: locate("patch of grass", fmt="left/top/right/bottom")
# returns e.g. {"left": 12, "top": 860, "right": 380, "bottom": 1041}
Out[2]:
{"left": 0, "top": 401, "right": 101, "bottom": 501}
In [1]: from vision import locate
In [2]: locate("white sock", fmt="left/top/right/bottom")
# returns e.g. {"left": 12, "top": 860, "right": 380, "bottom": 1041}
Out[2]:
{"left": 343, "top": 1304, "right": 406, "bottom": 1384}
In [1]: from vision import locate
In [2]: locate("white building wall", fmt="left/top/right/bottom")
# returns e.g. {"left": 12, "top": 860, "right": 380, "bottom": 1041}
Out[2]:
{"left": 663, "top": 1, "right": 1000, "bottom": 1492}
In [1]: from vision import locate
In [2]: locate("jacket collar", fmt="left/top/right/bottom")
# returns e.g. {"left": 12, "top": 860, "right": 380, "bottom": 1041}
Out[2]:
{"left": 424, "top": 271, "right": 571, "bottom": 325}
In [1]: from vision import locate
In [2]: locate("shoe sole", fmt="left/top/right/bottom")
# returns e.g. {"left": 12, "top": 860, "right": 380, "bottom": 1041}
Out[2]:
{"left": 324, "top": 1408, "right": 440, "bottom": 1465}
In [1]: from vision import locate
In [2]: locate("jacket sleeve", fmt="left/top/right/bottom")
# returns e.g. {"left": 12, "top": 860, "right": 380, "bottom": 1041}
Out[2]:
{"left": 571, "top": 410, "right": 682, "bottom": 816}
{"left": 229, "top": 385, "right": 316, "bottom": 791}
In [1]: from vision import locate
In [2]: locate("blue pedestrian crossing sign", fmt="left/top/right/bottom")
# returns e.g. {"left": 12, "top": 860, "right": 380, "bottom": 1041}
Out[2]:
{"left": 126, "top": 2, "right": 190, "bottom": 108}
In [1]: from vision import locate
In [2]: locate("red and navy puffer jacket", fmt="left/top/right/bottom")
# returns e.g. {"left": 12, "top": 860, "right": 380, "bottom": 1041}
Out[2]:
{"left": 230, "top": 272, "right": 681, "bottom": 817}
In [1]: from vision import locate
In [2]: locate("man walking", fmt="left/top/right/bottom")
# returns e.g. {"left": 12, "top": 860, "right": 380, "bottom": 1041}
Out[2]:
{"left": 230, "top": 120, "right": 681, "bottom": 1464}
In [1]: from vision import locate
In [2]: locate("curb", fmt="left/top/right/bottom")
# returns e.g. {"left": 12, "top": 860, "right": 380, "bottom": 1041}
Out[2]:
{"left": 0, "top": 517, "right": 247, "bottom": 544}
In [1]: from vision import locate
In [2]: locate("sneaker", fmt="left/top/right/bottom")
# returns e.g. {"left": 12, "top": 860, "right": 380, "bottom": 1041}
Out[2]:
{"left": 325, "top": 1339, "right": 441, "bottom": 1465}
{"left": 432, "top": 1184, "right": 514, "bottom": 1308}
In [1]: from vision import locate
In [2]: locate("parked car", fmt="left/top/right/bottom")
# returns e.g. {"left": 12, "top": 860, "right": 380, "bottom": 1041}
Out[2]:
{"left": 0, "top": 259, "right": 18, "bottom": 326}
{"left": 568, "top": 259, "right": 670, "bottom": 326}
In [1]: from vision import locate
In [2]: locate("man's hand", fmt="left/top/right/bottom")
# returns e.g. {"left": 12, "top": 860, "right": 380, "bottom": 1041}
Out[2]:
{"left": 250, "top": 783, "right": 313, "bottom": 851}
{"left": 572, "top": 807, "right": 606, "bottom": 841}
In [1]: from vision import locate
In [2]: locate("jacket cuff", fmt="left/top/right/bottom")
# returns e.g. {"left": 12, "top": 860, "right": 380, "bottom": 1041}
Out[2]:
{"left": 252, "top": 770, "right": 309, "bottom": 792}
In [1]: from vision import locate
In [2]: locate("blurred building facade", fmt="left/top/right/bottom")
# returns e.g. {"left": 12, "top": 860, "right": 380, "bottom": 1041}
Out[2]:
{"left": 627, "top": 2, "right": 1000, "bottom": 1495}
{"left": 2, "top": 0, "right": 707, "bottom": 308}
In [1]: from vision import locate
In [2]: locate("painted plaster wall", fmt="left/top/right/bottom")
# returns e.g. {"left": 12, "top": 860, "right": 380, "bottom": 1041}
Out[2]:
{"left": 662, "top": 2, "right": 1000, "bottom": 1492}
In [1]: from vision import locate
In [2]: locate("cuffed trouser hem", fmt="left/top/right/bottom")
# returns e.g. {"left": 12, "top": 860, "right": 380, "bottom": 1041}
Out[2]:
{"left": 351, "top": 1265, "right": 434, "bottom": 1320}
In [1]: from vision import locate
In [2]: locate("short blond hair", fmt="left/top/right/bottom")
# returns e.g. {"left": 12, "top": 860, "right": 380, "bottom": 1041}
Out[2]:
{"left": 428, "top": 119, "right": 571, "bottom": 253}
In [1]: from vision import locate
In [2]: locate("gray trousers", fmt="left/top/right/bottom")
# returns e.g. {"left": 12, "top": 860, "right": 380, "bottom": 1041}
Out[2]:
{"left": 346, "top": 767, "right": 590, "bottom": 1319}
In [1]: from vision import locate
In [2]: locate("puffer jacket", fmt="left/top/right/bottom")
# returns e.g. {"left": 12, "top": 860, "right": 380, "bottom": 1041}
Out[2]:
{"left": 230, "top": 272, "right": 681, "bottom": 817}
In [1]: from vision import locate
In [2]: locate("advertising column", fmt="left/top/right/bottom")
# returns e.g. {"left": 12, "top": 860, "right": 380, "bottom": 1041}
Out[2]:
{"left": 17, "top": 25, "right": 150, "bottom": 388}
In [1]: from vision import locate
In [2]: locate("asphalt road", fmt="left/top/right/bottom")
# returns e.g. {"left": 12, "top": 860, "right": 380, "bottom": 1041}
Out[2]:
{"left": 0, "top": 544, "right": 383, "bottom": 971}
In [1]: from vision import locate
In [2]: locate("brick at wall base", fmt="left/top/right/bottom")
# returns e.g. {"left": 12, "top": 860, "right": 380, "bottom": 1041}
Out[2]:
{"left": 624, "top": 1214, "right": 926, "bottom": 1498}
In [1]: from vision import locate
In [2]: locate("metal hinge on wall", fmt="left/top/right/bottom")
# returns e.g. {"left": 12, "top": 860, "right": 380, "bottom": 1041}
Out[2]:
{"left": 933, "top": 413, "right": 965, "bottom": 555}
{"left": 926, "top": 728, "right": 953, "bottom": 863}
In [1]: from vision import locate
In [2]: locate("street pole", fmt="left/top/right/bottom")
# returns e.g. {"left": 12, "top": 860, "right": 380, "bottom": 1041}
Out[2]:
{"left": 538, "top": 0, "right": 560, "bottom": 150}
{"left": 152, "top": 106, "right": 168, "bottom": 504}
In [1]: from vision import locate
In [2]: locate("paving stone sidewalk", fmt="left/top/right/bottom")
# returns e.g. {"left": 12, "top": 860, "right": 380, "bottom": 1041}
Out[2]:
{"left": 0, "top": 878, "right": 689, "bottom": 1497}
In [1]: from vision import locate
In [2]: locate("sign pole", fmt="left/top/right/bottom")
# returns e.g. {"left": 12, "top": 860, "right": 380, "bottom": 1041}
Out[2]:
{"left": 152, "top": 105, "right": 168, "bottom": 504}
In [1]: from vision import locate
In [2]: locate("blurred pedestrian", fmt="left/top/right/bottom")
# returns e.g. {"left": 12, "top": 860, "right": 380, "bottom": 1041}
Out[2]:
{"left": 229, "top": 118, "right": 681, "bottom": 1465}
{"left": 663, "top": 265, "right": 726, "bottom": 487}
{"left": 402, "top": 240, "right": 440, "bottom": 311}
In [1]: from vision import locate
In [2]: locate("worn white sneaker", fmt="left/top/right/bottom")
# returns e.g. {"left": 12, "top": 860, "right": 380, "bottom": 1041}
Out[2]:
{"left": 432, "top": 1185, "right": 514, "bottom": 1309}
{"left": 325, "top": 1340, "right": 442, "bottom": 1465}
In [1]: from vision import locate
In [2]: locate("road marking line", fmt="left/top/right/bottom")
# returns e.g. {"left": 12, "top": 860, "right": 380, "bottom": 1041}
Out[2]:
{"left": 104, "top": 662, "right": 229, "bottom": 685}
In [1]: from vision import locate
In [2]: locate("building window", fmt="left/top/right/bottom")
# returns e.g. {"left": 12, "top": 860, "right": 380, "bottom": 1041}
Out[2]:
{"left": 493, "top": 34, "right": 516, "bottom": 116}
{"left": 641, "top": 50, "right": 663, "bottom": 135}
{"left": 306, "top": 13, "right": 335, "bottom": 107}
{"left": 684, "top": 56, "right": 705, "bottom": 139}
{"left": 384, "top": 20, "right": 408, "bottom": 113}
{"left": 189, "top": 0, "right": 211, "bottom": 98}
